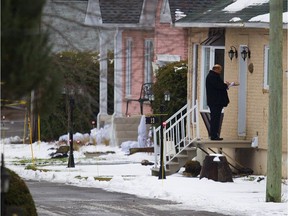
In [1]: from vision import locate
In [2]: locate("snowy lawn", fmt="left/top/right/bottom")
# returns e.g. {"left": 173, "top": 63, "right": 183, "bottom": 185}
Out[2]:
{"left": 2, "top": 141, "right": 288, "bottom": 216}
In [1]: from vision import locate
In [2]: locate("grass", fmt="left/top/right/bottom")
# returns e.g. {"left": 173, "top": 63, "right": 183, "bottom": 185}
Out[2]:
{"left": 13, "top": 158, "right": 67, "bottom": 166}
{"left": 25, "top": 164, "right": 51, "bottom": 172}
{"left": 75, "top": 175, "right": 112, "bottom": 181}
{"left": 74, "top": 175, "right": 136, "bottom": 182}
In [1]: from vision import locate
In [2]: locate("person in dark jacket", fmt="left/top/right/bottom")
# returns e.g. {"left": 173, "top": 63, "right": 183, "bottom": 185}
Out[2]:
{"left": 206, "top": 64, "right": 230, "bottom": 140}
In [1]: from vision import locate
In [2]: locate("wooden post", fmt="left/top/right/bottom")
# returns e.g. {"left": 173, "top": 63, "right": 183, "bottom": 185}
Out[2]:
{"left": 266, "top": 0, "right": 283, "bottom": 202}
{"left": 200, "top": 154, "right": 233, "bottom": 182}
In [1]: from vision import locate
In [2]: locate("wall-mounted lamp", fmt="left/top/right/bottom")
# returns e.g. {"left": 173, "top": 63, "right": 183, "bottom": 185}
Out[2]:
{"left": 164, "top": 91, "right": 171, "bottom": 102}
{"left": 241, "top": 46, "right": 251, "bottom": 61}
{"left": 228, "top": 46, "right": 238, "bottom": 60}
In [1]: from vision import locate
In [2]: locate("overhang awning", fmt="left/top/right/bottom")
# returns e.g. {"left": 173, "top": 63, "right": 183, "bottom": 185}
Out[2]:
{"left": 201, "top": 28, "right": 225, "bottom": 46}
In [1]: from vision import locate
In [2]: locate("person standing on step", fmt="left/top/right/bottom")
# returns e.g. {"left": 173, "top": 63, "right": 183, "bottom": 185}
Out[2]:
{"left": 205, "top": 64, "right": 231, "bottom": 141}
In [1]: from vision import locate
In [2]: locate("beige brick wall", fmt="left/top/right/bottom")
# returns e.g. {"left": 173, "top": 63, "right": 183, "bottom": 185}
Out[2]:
{"left": 187, "top": 28, "right": 287, "bottom": 177}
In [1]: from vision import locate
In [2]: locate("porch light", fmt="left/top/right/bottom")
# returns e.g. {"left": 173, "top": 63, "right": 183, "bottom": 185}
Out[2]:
{"left": 228, "top": 46, "right": 238, "bottom": 60}
{"left": 164, "top": 91, "right": 170, "bottom": 102}
{"left": 148, "top": 93, "right": 155, "bottom": 102}
{"left": 241, "top": 46, "right": 251, "bottom": 61}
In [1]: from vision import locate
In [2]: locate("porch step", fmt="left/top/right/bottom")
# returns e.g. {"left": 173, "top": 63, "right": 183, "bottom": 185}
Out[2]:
{"left": 113, "top": 116, "right": 149, "bottom": 146}
{"left": 151, "top": 146, "right": 197, "bottom": 176}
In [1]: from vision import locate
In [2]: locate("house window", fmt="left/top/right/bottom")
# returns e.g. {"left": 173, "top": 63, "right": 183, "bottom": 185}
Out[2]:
{"left": 126, "top": 38, "right": 132, "bottom": 96}
{"left": 200, "top": 46, "right": 225, "bottom": 111}
{"left": 144, "top": 39, "right": 154, "bottom": 83}
{"left": 264, "top": 45, "right": 269, "bottom": 90}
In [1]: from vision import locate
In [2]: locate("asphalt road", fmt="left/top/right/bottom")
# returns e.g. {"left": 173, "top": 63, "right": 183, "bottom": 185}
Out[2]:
{"left": 26, "top": 180, "right": 231, "bottom": 216}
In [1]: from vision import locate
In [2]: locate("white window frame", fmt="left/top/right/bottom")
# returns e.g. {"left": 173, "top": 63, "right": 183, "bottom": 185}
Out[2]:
{"left": 144, "top": 39, "right": 154, "bottom": 83}
{"left": 126, "top": 38, "right": 132, "bottom": 97}
{"left": 263, "top": 45, "right": 269, "bottom": 90}
{"left": 200, "top": 46, "right": 225, "bottom": 112}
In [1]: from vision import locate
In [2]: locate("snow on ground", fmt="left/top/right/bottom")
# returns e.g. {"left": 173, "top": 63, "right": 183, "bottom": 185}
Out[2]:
{"left": 2, "top": 137, "right": 288, "bottom": 216}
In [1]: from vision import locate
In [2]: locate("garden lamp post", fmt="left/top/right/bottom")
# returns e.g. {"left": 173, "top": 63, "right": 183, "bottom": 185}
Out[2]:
{"left": 148, "top": 90, "right": 170, "bottom": 179}
{"left": 158, "top": 91, "right": 170, "bottom": 179}
{"left": 67, "top": 92, "right": 75, "bottom": 168}
{"left": 63, "top": 87, "right": 83, "bottom": 168}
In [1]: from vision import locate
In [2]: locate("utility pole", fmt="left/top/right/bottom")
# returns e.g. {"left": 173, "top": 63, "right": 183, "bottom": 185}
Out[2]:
{"left": 266, "top": 0, "right": 283, "bottom": 202}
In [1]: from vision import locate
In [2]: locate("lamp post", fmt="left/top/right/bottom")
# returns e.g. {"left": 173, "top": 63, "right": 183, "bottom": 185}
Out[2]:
{"left": 67, "top": 93, "right": 75, "bottom": 168}
{"left": 148, "top": 90, "right": 170, "bottom": 179}
{"left": 158, "top": 91, "right": 170, "bottom": 179}
{"left": 63, "top": 87, "right": 83, "bottom": 168}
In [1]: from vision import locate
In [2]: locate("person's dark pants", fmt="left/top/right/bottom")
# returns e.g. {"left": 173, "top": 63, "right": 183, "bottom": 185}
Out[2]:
{"left": 208, "top": 105, "right": 223, "bottom": 138}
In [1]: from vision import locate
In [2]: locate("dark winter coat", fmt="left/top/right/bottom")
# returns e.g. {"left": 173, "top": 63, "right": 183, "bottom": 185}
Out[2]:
{"left": 206, "top": 70, "right": 229, "bottom": 107}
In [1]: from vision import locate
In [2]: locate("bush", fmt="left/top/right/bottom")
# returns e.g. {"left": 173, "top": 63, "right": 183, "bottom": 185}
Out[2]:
{"left": 4, "top": 168, "right": 37, "bottom": 216}
{"left": 152, "top": 61, "right": 187, "bottom": 118}
{"left": 40, "top": 51, "right": 115, "bottom": 141}
{"left": 183, "top": 160, "right": 202, "bottom": 177}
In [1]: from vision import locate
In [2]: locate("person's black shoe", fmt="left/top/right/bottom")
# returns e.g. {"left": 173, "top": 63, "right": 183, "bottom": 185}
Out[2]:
{"left": 211, "top": 137, "right": 223, "bottom": 141}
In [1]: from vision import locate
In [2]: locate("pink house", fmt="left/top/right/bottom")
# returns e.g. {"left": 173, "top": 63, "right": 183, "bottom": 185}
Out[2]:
{"left": 85, "top": 0, "right": 189, "bottom": 125}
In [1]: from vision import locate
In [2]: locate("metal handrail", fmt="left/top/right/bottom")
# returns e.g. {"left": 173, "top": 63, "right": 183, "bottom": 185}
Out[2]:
{"left": 153, "top": 101, "right": 199, "bottom": 168}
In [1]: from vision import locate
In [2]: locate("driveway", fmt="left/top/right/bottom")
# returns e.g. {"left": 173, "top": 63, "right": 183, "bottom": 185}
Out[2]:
{"left": 26, "top": 180, "right": 230, "bottom": 216}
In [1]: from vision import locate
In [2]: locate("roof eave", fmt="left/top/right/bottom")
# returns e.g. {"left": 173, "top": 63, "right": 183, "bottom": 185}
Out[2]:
{"left": 175, "top": 22, "right": 288, "bottom": 29}
{"left": 84, "top": 22, "right": 154, "bottom": 30}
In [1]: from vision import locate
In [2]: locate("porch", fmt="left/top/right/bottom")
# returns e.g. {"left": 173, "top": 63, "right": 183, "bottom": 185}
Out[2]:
{"left": 151, "top": 102, "right": 254, "bottom": 177}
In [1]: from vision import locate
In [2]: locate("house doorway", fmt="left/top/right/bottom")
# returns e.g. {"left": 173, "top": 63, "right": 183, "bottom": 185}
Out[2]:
{"left": 200, "top": 46, "right": 225, "bottom": 136}
{"left": 200, "top": 46, "right": 225, "bottom": 111}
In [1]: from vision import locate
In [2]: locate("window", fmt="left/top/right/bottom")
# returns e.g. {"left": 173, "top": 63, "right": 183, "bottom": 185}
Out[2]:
{"left": 200, "top": 46, "right": 225, "bottom": 111}
{"left": 144, "top": 39, "right": 154, "bottom": 83}
{"left": 263, "top": 45, "right": 269, "bottom": 90}
{"left": 126, "top": 38, "right": 132, "bottom": 96}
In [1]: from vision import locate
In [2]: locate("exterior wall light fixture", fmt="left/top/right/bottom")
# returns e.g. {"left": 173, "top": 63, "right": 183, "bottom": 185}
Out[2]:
{"left": 228, "top": 46, "right": 238, "bottom": 60}
{"left": 241, "top": 46, "right": 251, "bottom": 61}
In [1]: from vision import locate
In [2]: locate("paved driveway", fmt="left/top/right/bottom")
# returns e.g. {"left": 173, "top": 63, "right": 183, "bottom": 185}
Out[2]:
{"left": 26, "top": 181, "right": 230, "bottom": 216}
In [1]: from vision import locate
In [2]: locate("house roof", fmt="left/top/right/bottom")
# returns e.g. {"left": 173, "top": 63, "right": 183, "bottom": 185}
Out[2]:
{"left": 85, "top": 0, "right": 221, "bottom": 27}
{"left": 175, "top": 0, "right": 288, "bottom": 29}
{"left": 168, "top": 0, "right": 223, "bottom": 23}
{"left": 99, "top": 0, "right": 144, "bottom": 24}
{"left": 85, "top": 0, "right": 157, "bottom": 28}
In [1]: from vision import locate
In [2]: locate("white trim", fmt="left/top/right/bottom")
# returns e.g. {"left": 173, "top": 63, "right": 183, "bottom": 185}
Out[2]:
{"left": 125, "top": 38, "right": 133, "bottom": 97}
{"left": 84, "top": 0, "right": 102, "bottom": 26}
{"left": 139, "top": 0, "right": 157, "bottom": 26}
{"left": 192, "top": 44, "right": 198, "bottom": 108}
{"left": 160, "top": 0, "right": 172, "bottom": 23}
{"left": 238, "top": 45, "right": 248, "bottom": 137}
{"left": 144, "top": 39, "right": 154, "bottom": 83}
{"left": 157, "top": 54, "right": 180, "bottom": 62}
{"left": 263, "top": 45, "right": 270, "bottom": 90}
{"left": 175, "top": 22, "right": 288, "bottom": 29}
{"left": 114, "top": 29, "right": 123, "bottom": 117}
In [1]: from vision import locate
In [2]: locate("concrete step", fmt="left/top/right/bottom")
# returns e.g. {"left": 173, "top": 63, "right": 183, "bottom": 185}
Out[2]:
{"left": 116, "top": 131, "right": 139, "bottom": 139}
{"left": 114, "top": 123, "right": 139, "bottom": 132}
{"left": 113, "top": 116, "right": 147, "bottom": 146}
{"left": 151, "top": 147, "right": 197, "bottom": 176}
{"left": 113, "top": 116, "right": 142, "bottom": 124}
